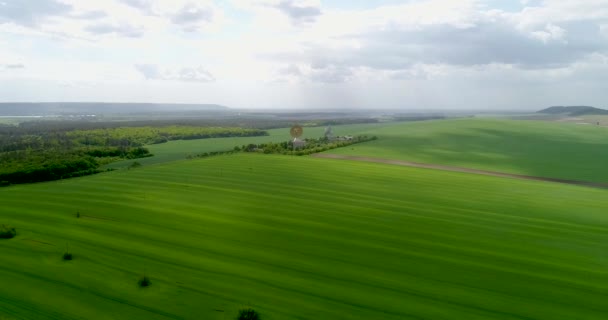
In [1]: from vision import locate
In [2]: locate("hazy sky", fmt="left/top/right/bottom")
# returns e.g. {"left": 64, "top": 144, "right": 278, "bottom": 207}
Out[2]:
{"left": 1, "top": 0, "right": 607, "bottom": 110}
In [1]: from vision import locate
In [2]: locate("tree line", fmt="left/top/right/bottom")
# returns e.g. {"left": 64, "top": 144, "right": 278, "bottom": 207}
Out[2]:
{"left": 0, "top": 123, "right": 268, "bottom": 186}
{"left": 241, "top": 135, "right": 378, "bottom": 156}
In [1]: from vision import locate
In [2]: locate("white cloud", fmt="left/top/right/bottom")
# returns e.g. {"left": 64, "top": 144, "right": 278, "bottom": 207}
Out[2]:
{"left": 530, "top": 23, "right": 566, "bottom": 43}
{"left": 169, "top": 3, "right": 215, "bottom": 32}
{"left": 269, "top": 0, "right": 321, "bottom": 25}
{"left": 84, "top": 22, "right": 144, "bottom": 37}
{"left": 135, "top": 64, "right": 215, "bottom": 82}
{"left": 0, "top": 0, "right": 227, "bottom": 41}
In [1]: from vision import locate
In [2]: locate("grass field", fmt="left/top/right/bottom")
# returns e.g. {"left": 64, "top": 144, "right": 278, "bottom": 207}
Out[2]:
{"left": 326, "top": 118, "right": 608, "bottom": 183}
{"left": 2, "top": 153, "right": 608, "bottom": 319}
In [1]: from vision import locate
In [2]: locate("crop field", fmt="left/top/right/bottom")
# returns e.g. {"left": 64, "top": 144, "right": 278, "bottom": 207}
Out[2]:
{"left": 326, "top": 119, "right": 608, "bottom": 183}
{"left": 2, "top": 153, "right": 608, "bottom": 319}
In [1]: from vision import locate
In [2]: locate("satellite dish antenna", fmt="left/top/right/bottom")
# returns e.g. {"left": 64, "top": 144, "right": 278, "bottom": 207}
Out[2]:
{"left": 290, "top": 125, "right": 303, "bottom": 139}
{"left": 290, "top": 125, "right": 305, "bottom": 150}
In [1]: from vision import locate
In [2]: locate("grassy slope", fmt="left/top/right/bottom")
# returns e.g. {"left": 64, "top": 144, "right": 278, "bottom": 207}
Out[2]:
{"left": 325, "top": 118, "right": 608, "bottom": 183}
{"left": 105, "top": 123, "right": 382, "bottom": 169}
{"left": 2, "top": 154, "right": 608, "bottom": 319}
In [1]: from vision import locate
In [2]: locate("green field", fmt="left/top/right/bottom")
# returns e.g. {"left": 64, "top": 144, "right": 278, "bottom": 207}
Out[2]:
{"left": 105, "top": 123, "right": 381, "bottom": 169}
{"left": 2, "top": 152, "right": 608, "bottom": 319}
{"left": 3, "top": 118, "right": 608, "bottom": 319}
{"left": 326, "top": 119, "right": 608, "bottom": 183}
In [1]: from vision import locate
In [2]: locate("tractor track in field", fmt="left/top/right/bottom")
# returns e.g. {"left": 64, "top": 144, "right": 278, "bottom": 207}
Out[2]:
{"left": 312, "top": 154, "right": 608, "bottom": 190}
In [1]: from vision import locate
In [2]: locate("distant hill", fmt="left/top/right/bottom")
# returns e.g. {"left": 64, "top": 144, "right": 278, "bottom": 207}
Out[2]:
{"left": 0, "top": 102, "right": 229, "bottom": 116}
{"left": 537, "top": 106, "right": 608, "bottom": 116}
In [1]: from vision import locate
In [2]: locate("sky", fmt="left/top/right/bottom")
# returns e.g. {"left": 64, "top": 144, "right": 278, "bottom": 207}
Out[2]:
{"left": 1, "top": 0, "right": 607, "bottom": 110}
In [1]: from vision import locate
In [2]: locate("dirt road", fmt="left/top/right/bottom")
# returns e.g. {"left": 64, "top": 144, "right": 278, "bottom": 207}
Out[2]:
{"left": 312, "top": 154, "right": 608, "bottom": 189}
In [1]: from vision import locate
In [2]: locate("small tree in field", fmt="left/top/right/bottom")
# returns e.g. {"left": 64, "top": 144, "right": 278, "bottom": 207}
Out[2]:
{"left": 0, "top": 225, "right": 16, "bottom": 239}
{"left": 138, "top": 274, "right": 150, "bottom": 287}
{"left": 128, "top": 161, "right": 142, "bottom": 169}
{"left": 236, "top": 308, "right": 260, "bottom": 320}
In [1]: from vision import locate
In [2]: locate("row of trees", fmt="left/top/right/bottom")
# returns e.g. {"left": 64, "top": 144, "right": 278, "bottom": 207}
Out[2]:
{"left": 241, "top": 136, "right": 378, "bottom": 156}
{"left": 1, "top": 125, "right": 267, "bottom": 153}
{"left": 0, "top": 151, "right": 102, "bottom": 184}
{"left": 1, "top": 122, "right": 269, "bottom": 186}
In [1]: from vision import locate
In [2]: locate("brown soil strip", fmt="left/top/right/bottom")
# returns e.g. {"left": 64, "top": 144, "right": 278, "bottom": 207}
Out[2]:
{"left": 312, "top": 154, "right": 608, "bottom": 189}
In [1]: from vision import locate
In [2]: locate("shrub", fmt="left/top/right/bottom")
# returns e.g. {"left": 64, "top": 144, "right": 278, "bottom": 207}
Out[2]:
{"left": 236, "top": 308, "right": 260, "bottom": 320}
{"left": 138, "top": 275, "right": 150, "bottom": 287}
{"left": 0, "top": 225, "right": 16, "bottom": 239}
{"left": 128, "top": 161, "right": 142, "bottom": 169}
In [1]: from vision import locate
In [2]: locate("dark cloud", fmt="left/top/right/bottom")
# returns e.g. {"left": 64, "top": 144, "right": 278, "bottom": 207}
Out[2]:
{"left": 134, "top": 64, "right": 215, "bottom": 82}
{"left": 0, "top": 0, "right": 72, "bottom": 26}
{"left": 266, "top": 18, "right": 608, "bottom": 73}
{"left": 351, "top": 20, "right": 606, "bottom": 69}
{"left": 271, "top": 0, "right": 321, "bottom": 25}
{"left": 170, "top": 3, "right": 214, "bottom": 31}
{"left": 85, "top": 23, "right": 144, "bottom": 38}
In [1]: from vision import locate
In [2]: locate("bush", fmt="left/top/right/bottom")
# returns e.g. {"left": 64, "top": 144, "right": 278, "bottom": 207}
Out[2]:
{"left": 236, "top": 308, "right": 260, "bottom": 320}
{"left": 138, "top": 275, "right": 150, "bottom": 287}
{"left": 128, "top": 161, "right": 142, "bottom": 169}
{"left": 0, "top": 225, "right": 16, "bottom": 239}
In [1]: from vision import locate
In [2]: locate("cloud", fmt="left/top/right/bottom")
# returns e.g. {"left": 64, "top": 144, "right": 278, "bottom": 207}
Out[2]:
{"left": 135, "top": 64, "right": 215, "bottom": 82}
{"left": 119, "top": 0, "right": 154, "bottom": 12}
{"left": 600, "top": 24, "right": 608, "bottom": 37}
{"left": 279, "top": 64, "right": 302, "bottom": 76}
{"left": 134, "top": 64, "right": 162, "bottom": 79}
{"left": 530, "top": 23, "right": 567, "bottom": 43}
{"left": 170, "top": 3, "right": 214, "bottom": 32}
{"left": 308, "top": 65, "right": 352, "bottom": 83}
{"left": 4, "top": 63, "right": 25, "bottom": 69}
{"left": 177, "top": 66, "right": 215, "bottom": 82}
{"left": 84, "top": 22, "right": 144, "bottom": 38}
{"left": 260, "top": 0, "right": 608, "bottom": 79}
{"left": 69, "top": 10, "right": 108, "bottom": 20}
{"left": 270, "top": 0, "right": 321, "bottom": 25}
{"left": 277, "top": 63, "right": 353, "bottom": 83}
{"left": 0, "top": 0, "right": 72, "bottom": 27}
{"left": 348, "top": 20, "right": 604, "bottom": 69}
